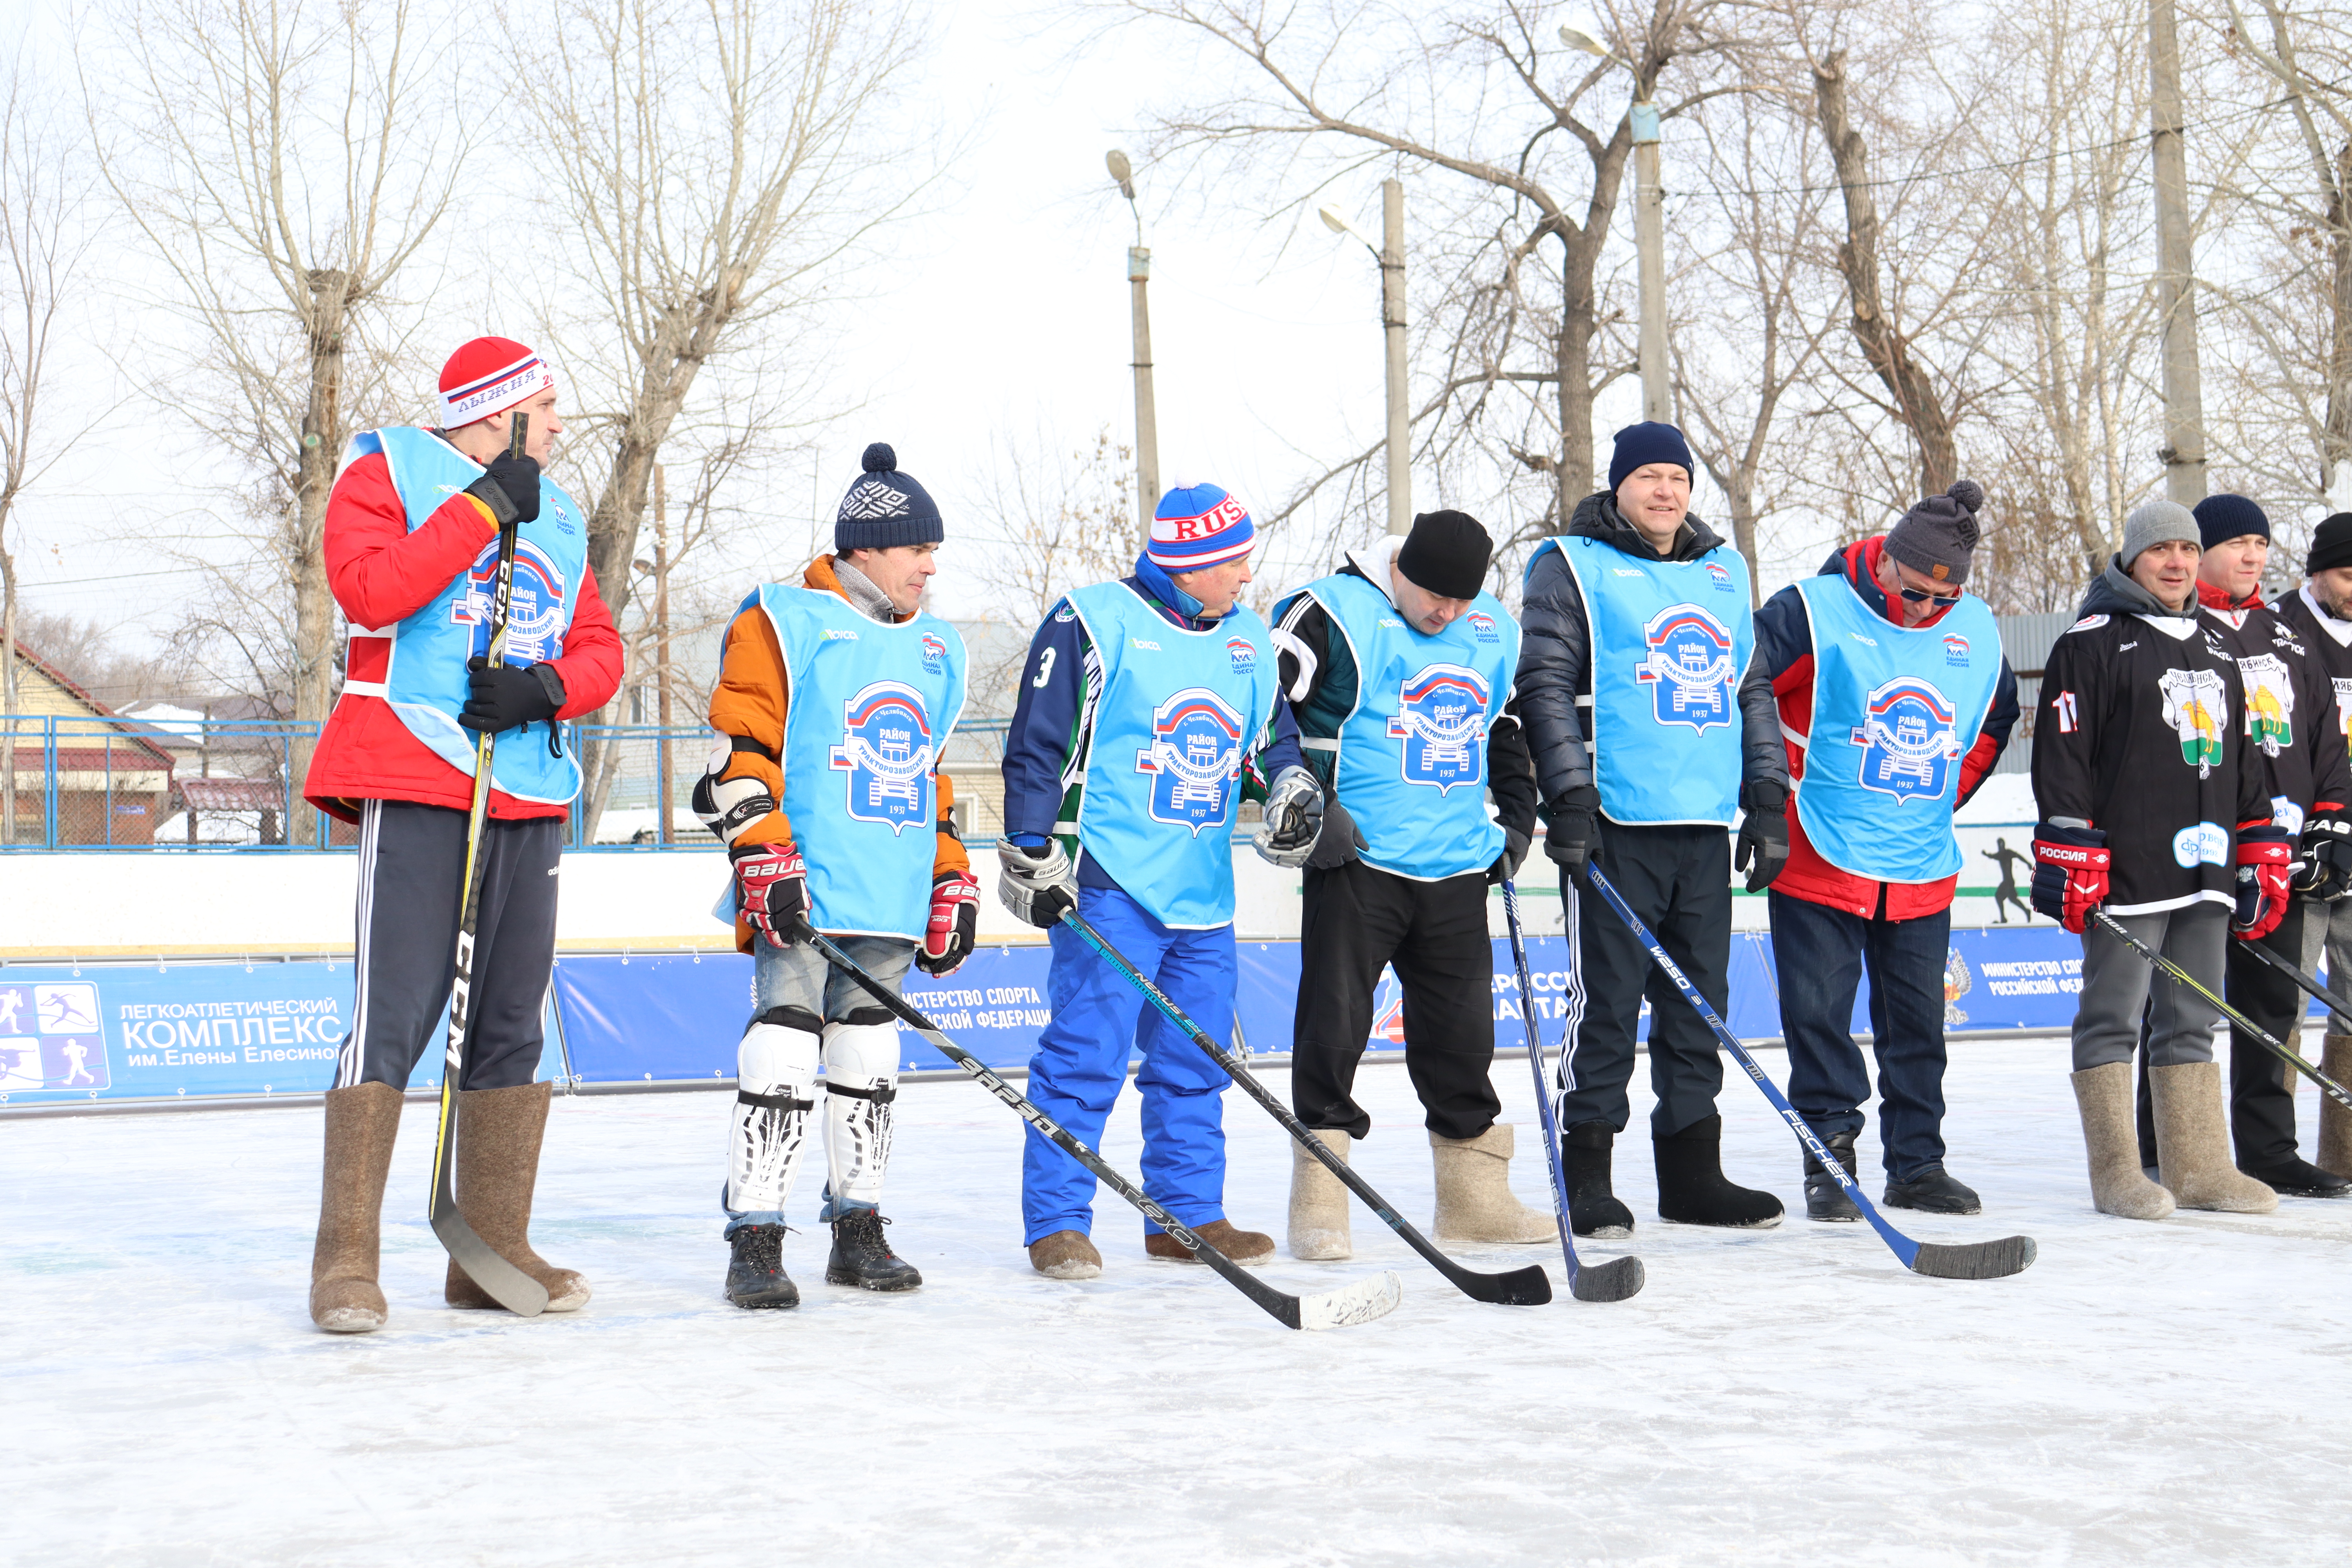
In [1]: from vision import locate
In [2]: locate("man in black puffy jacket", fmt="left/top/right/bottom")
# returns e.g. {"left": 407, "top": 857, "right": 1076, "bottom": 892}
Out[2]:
{"left": 1514, "top": 422, "right": 1791, "bottom": 1236}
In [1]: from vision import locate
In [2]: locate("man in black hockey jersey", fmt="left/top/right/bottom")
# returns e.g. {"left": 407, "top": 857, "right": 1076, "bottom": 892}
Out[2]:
{"left": 2033, "top": 499, "right": 2285, "bottom": 1221}
{"left": 2154, "top": 494, "right": 2352, "bottom": 1198}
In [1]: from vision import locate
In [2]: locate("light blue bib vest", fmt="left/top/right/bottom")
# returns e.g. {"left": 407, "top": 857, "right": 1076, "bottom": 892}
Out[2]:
{"left": 753, "top": 583, "right": 967, "bottom": 941}
{"left": 1289, "top": 571, "right": 1520, "bottom": 881}
{"left": 342, "top": 426, "right": 587, "bottom": 804}
{"left": 1790, "top": 575, "right": 2000, "bottom": 882}
{"left": 1537, "top": 535, "right": 1754, "bottom": 827}
{"left": 1065, "top": 581, "right": 1277, "bottom": 930}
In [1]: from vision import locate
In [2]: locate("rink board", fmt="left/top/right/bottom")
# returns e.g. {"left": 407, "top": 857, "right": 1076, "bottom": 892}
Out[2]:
{"left": 2, "top": 922, "right": 2266, "bottom": 1107}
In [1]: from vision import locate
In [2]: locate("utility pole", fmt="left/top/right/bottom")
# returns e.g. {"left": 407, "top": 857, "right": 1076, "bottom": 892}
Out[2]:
{"left": 1109, "top": 151, "right": 1160, "bottom": 532}
{"left": 1632, "top": 101, "right": 1670, "bottom": 423}
{"left": 653, "top": 463, "right": 673, "bottom": 846}
{"left": 1381, "top": 178, "right": 1411, "bottom": 534}
{"left": 2150, "top": 0, "right": 2207, "bottom": 504}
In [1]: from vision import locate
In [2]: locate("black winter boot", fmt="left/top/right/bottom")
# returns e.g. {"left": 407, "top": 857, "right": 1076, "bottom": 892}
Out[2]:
{"left": 826, "top": 1207, "right": 922, "bottom": 1292}
{"left": 1802, "top": 1129, "right": 1861, "bottom": 1223}
{"left": 1563, "top": 1121, "right": 1635, "bottom": 1238}
{"left": 1655, "top": 1115, "right": 1784, "bottom": 1228}
{"left": 1884, "top": 1162, "right": 1982, "bottom": 1213}
{"left": 2239, "top": 1154, "right": 2352, "bottom": 1198}
{"left": 724, "top": 1223, "right": 800, "bottom": 1309}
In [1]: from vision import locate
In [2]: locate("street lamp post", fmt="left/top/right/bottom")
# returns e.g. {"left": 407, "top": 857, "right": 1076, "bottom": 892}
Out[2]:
{"left": 1319, "top": 180, "right": 1413, "bottom": 535}
{"left": 1107, "top": 150, "right": 1160, "bottom": 530}
{"left": 1563, "top": 25, "right": 1670, "bottom": 423}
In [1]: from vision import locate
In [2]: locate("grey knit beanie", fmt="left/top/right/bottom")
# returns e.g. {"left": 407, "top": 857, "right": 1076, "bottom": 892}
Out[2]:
{"left": 1885, "top": 479, "right": 1986, "bottom": 586}
{"left": 2120, "top": 499, "right": 2200, "bottom": 568}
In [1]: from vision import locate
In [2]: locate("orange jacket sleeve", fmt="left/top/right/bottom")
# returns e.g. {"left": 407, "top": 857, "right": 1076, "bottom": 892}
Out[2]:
{"left": 706, "top": 603, "right": 794, "bottom": 849}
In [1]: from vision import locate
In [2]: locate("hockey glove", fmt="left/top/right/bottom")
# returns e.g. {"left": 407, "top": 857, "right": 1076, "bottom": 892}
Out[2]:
{"left": 2234, "top": 824, "right": 2294, "bottom": 941}
{"left": 918, "top": 868, "right": 980, "bottom": 976}
{"left": 2293, "top": 812, "right": 2352, "bottom": 903}
{"left": 1303, "top": 799, "right": 1369, "bottom": 871}
{"left": 1734, "top": 779, "right": 1791, "bottom": 894}
{"left": 2030, "top": 824, "right": 2109, "bottom": 935}
{"left": 465, "top": 450, "right": 541, "bottom": 526}
{"left": 996, "top": 836, "right": 1077, "bottom": 929}
{"left": 1487, "top": 825, "right": 1532, "bottom": 886}
{"left": 1253, "top": 766, "right": 1325, "bottom": 869}
{"left": 733, "top": 840, "right": 808, "bottom": 945}
{"left": 1541, "top": 783, "right": 1601, "bottom": 871}
{"left": 459, "top": 657, "right": 564, "bottom": 734}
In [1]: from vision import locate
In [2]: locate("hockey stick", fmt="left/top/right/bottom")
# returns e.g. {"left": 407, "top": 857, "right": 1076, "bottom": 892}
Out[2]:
{"left": 1058, "top": 908, "right": 1554, "bottom": 1306}
{"left": 2241, "top": 935, "right": 2352, "bottom": 1035}
{"left": 793, "top": 919, "right": 1400, "bottom": 1332}
{"left": 1500, "top": 880, "right": 1645, "bottom": 1303}
{"left": 425, "top": 412, "right": 549, "bottom": 1318}
{"left": 2094, "top": 910, "right": 2352, "bottom": 1116}
{"left": 1581, "top": 864, "right": 2037, "bottom": 1281}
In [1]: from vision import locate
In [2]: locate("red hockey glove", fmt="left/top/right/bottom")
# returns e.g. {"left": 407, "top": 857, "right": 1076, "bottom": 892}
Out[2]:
{"left": 2234, "top": 824, "right": 2294, "bottom": 941}
{"left": 918, "top": 868, "right": 980, "bottom": 976}
{"left": 732, "top": 840, "right": 808, "bottom": 945}
{"left": 2030, "top": 825, "right": 2109, "bottom": 935}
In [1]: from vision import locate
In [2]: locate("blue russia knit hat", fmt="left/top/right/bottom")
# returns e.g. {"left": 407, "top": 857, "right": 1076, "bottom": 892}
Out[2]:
{"left": 1147, "top": 478, "right": 1256, "bottom": 570}
{"left": 1608, "top": 421, "right": 1695, "bottom": 491}
{"left": 835, "top": 443, "right": 944, "bottom": 552}
{"left": 2192, "top": 492, "right": 2269, "bottom": 551}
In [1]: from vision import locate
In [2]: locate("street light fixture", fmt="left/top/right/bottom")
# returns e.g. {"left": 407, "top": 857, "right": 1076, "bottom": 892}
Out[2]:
{"left": 1562, "top": 24, "right": 1670, "bottom": 423}
{"left": 1318, "top": 185, "right": 1413, "bottom": 534}
{"left": 1108, "top": 149, "right": 1159, "bottom": 529}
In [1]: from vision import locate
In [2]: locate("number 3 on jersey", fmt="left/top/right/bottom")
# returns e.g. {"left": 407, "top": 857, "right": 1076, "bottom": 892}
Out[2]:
{"left": 1033, "top": 646, "right": 1057, "bottom": 688}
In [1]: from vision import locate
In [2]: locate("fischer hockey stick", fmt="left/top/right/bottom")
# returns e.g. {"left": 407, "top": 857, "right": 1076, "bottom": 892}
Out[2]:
{"left": 425, "top": 412, "right": 549, "bottom": 1318}
{"left": 2097, "top": 911, "right": 2352, "bottom": 1116}
{"left": 1059, "top": 908, "right": 1554, "bottom": 1306}
{"left": 1582, "top": 864, "right": 2036, "bottom": 1281}
{"left": 1501, "top": 880, "right": 1645, "bottom": 1303}
{"left": 794, "top": 920, "right": 1399, "bottom": 1331}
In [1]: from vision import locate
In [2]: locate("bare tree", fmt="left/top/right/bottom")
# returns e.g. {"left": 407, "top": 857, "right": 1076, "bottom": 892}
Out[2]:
{"left": 963, "top": 423, "right": 1138, "bottom": 701}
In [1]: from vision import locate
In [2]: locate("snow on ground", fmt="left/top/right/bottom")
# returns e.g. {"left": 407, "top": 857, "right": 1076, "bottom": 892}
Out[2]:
{"left": 7, "top": 1036, "right": 2351, "bottom": 1566}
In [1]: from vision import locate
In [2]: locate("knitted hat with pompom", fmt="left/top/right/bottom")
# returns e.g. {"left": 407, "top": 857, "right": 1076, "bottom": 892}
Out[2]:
{"left": 1885, "top": 479, "right": 1986, "bottom": 586}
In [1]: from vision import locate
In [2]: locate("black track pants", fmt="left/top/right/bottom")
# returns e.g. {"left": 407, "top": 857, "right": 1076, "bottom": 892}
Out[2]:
{"left": 331, "top": 799, "right": 563, "bottom": 1093}
{"left": 1290, "top": 859, "right": 1501, "bottom": 1142}
{"left": 2225, "top": 900, "right": 2308, "bottom": 1167}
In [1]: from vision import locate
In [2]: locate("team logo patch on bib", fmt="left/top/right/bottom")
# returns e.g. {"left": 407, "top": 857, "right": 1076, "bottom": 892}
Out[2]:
{"left": 1636, "top": 604, "right": 1737, "bottom": 732}
{"left": 829, "top": 681, "right": 934, "bottom": 834}
{"left": 1942, "top": 634, "right": 1969, "bottom": 666}
{"left": 1467, "top": 612, "right": 1499, "bottom": 642}
{"left": 1847, "top": 678, "right": 1962, "bottom": 803}
{"left": 1387, "top": 664, "right": 1489, "bottom": 793}
{"left": 2158, "top": 668, "right": 2228, "bottom": 778}
{"left": 1134, "top": 687, "right": 1245, "bottom": 834}
{"left": 1227, "top": 637, "right": 1256, "bottom": 675}
{"left": 1706, "top": 563, "right": 1733, "bottom": 593}
{"left": 2236, "top": 653, "right": 2294, "bottom": 756}
{"left": 453, "top": 539, "right": 568, "bottom": 663}
{"left": 921, "top": 632, "right": 947, "bottom": 674}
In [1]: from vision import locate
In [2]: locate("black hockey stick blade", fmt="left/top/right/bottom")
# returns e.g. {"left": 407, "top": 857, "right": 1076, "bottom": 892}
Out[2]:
{"left": 795, "top": 920, "right": 1402, "bottom": 1331}
{"left": 1910, "top": 1235, "right": 2038, "bottom": 1281}
{"left": 1570, "top": 1252, "right": 1648, "bottom": 1302}
{"left": 1060, "top": 909, "right": 1552, "bottom": 1306}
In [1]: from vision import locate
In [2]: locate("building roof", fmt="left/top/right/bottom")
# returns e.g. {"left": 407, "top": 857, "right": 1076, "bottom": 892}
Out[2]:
{"left": 7, "top": 641, "right": 178, "bottom": 771}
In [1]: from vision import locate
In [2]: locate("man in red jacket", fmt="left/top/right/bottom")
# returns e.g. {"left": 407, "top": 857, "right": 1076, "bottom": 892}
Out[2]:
{"left": 303, "top": 336, "right": 623, "bottom": 1333}
{"left": 1747, "top": 483, "right": 2018, "bottom": 1221}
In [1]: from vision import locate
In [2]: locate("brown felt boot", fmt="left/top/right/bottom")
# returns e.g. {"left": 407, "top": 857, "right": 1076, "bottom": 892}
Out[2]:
{"left": 443, "top": 1082, "right": 591, "bottom": 1312}
{"left": 310, "top": 1082, "right": 405, "bottom": 1333}
{"left": 1431, "top": 1123, "right": 1561, "bottom": 1245}
{"left": 1288, "top": 1129, "right": 1354, "bottom": 1261}
{"left": 2149, "top": 1060, "right": 2279, "bottom": 1214}
{"left": 1146, "top": 1218, "right": 1275, "bottom": 1266}
{"left": 2320, "top": 1035, "right": 2352, "bottom": 1181}
{"left": 1027, "top": 1230, "right": 1102, "bottom": 1280}
{"left": 2070, "top": 1064, "right": 2174, "bottom": 1221}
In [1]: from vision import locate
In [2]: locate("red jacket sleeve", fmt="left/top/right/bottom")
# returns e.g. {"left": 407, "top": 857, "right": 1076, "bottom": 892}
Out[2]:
{"left": 545, "top": 563, "right": 624, "bottom": 718}
{"left": 323, "top": 452, "right": 499, "bottom": 630}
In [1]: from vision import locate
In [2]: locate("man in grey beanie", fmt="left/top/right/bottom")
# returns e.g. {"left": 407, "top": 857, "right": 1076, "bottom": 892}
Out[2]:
{"left": 1747, "top": 482, "right": 2020, "bottom": 1221}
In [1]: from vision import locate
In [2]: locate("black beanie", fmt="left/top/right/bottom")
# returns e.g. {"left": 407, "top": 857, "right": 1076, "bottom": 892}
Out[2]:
{"left": 2309, "top": 512, "right": 2352, "bottom": 575}
{"left": 2192, "top": 492, "right": 2269, "bottom": 551}
{"left": 835, "top": 443, "right": 944, "bottom": 552}
{"left": 1394, "top": 510, "right": 1492, "bottom": 600}
{"left": 1885, "top": 479, "right": 1985, "bottom": 586}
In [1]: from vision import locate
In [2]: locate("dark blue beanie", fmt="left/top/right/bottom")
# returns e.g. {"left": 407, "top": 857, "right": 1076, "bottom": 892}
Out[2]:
{"left": 1608, "top": 421, "right": 1695, "bottom": 490}
{"left": 835, "top": 443, "right": 944, "bottom": 552}
{"left": 2192, "top": 492, "right": 2269, "bottom": 551}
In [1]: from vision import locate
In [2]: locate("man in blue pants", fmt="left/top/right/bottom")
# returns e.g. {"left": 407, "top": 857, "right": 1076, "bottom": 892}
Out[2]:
{"left": 997, "top": 480, "right": 1322, "bottom": 1278}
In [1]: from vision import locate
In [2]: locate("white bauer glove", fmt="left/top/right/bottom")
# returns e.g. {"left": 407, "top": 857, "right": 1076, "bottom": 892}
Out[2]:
{"left": 1253, "top": 766, "right": 1325, "bottom": 869}
{"left": 996, "top": 837, "right": 1079, "bottom": 929}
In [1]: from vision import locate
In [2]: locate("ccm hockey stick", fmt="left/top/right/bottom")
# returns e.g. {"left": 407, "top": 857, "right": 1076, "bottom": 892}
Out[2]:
{"left": 1059, "top": 909, "right": 1555, "bottom": 1306}
{"left": 795, "top": 920, "right": 1400, "bottom": 1332}
{"left": 1500, "top": 880, "right": 1646, "bottom": 1302}
{"left": 1583, "top": 864, "right": 2037, "bottom": 1281}
{"left": 2098, "top": 911, "right": 2352, "bottom": 1116}
{"left": 425, "top": 412, "right": 549, "bottom": 1318}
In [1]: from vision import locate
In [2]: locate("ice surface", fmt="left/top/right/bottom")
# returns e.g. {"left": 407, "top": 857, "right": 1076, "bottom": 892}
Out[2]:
{"left": 7, "top": 1037, "right": 2351, "bottom": 1565}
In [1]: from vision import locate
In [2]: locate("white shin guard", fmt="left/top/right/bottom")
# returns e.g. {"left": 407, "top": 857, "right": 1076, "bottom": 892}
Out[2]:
{"left": 727, "top": 1017, "right": 821, "bottom": 1216}
{"left": 822, "top": 1018, "right": 901, "bottom": 1209}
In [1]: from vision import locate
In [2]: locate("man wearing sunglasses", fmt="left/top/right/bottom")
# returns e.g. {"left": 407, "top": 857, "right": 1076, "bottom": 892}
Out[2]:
{"left": 1747, "top": 481, "right": 2021, "bottom": 1222}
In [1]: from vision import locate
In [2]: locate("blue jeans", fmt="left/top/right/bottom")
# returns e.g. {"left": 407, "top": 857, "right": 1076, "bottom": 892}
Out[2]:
{"left": 1769, "top": 889, "right": 1951, "bottom": 1180}
{"left": 1019, "top": 886, "right": 1236, "bottom": 1244}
